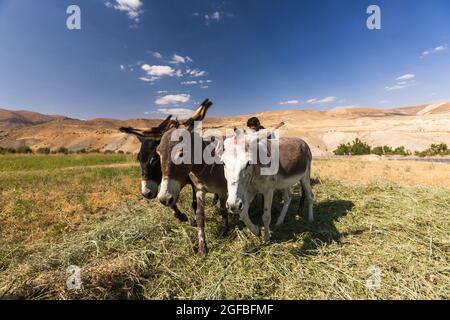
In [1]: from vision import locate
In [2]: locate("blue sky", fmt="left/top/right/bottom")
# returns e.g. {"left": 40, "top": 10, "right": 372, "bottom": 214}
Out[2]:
{"left": 0, "top": 0, "right": 449, "bottom": 119}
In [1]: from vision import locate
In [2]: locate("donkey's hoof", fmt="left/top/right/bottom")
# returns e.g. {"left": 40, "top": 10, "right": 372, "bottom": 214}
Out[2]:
{"left": 274, "top": 221, "right": 284, "bottom": 228}
{"left": 250, "top": 226, "right": 261, "bottom": 237}
{"left": 175, "top": 212, "right": 188, "bottom": 222}
{"left": 198, "top": 244, "right": 208, "bottom": 256}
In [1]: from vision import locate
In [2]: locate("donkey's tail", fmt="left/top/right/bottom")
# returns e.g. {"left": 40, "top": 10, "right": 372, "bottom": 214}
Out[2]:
{"left": 298, "top": 184, "right": 306, "bottom": 213}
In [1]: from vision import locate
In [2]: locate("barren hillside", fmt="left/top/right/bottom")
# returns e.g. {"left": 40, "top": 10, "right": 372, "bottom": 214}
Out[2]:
{"left": 0, "top": 102, "right": 449, "bottom": 156}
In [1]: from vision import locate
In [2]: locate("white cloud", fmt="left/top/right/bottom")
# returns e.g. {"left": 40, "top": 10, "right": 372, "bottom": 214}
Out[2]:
{"left": 421, "top": 45, "right": 447, "bottom": 58}
{"left": 181, "top": 81, "right": 198, "bottom": 85}
{"left": 156, "top": 90, "right": 168, "bottom": 94}
{"left": 120, "top": 65, "right": 125, "bottom": 70}
{"left": 385, "top": 84, "right": 407, "bottom": 91}
{"left": 396, "top": 74, "right": 415, "bottom": 81}
{"left": 139, "top": 76, "right": 158, "bottom": 82}
{"left": 151, "top": 51, "right": 163, "bottom": 59}
{"left": 154, "top": 108, "right": 194, "bottom": 119}
{"left": 307, "top": 97, "right": 336, "bottom": 104}
{"left": 142, "top": 64, "right": 176, "bottom": 77}
{"left": 187, "top": 68, "right": 207, "bottom": 77}
{"left": 170, "top": 54, "right": 193, "bottom": 64}
{"left": 155, "top": 94, "right": 191, "bottom": 105}
{"left": 204, "top": 11, "right": 222, "bottom": 23}
{"left": 279, "top": 100, "right": 300, "bottom": 105}
{"left": 211, "top": 12, "right": 221, "bottom": 21}
{"left": 140, "top": 64, "right": 180, "bottom": 82}
{"left": 105, "top": 0, "right": 143, "bottom": 22}
{"left": 385, "top": 74, "right": 415, "bottom": 91}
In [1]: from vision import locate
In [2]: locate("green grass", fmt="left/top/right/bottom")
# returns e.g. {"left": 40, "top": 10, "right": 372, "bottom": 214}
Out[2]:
{"left": 0, "top": 155, "right": 449, "bottom": 299}
{"left": 0, "top": 154, "right": 136, "bottom": 172}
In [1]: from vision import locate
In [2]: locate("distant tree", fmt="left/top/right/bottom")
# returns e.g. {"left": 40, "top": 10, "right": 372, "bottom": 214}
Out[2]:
{"left": 371, "top": 146, "right": 384, "bottom": 156}
{"left": 393, "top": 146, "right": 409, "bottom": 156}
{"left": 348, "top": 138, "right": 371, "bottom": 155}
{"left": 37, "top": 147, "right": 51, "bottom": 154}
{"left": 415, "top": 143, "right": 449, "bottom": 157}
{"left": 334, "top": 143, "right": 351, "bottom": 155}
{"left": 334, "top": 138, "right": 371, "bottom": 155}
{"left": 16, "top": 146, "right": 33, "bottom": 154}
{"left": 56, "top": 146, "right": 69, "bottom": 154}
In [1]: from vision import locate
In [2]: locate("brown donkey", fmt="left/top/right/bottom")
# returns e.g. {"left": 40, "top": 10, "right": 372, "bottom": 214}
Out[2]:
{"left": 156, "top": 99, "right": 228, "bottom": 255}
{"left": 119, "top": 116, "right": 197, "bottom": 222}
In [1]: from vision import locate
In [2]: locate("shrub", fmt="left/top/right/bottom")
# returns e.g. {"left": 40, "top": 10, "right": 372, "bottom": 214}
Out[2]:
{"left": 334, "top": 140, "right": 411, "bottom": 157}
{"left": 371, "top": 145, "right": 409, "bottom": 156}
{"left": 56, "top": 146, "right": 69, "bottom": 154}
{"left": 16, "top": 146, "right": 33, "bottom": 154}
{"left": 334, "top": 143, "right": 351, "bottom": 156}
{"left": 371, "top": 146, "right": 384, "bottom": 156}
{"left": 37, "top": 147, "right": 51, "bottom": 154}
{"left": 393, "top": 146, "right": 410, "bottom": 156}
{"left": 415, "top": 143, "right": 449, "bottom": 157}
{"left": 334, "top": 138, "right": 371, "bottom": 155}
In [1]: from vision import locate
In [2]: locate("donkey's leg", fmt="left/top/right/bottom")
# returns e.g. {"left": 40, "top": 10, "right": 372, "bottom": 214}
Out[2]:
{"left": 187, "top": 184, "right": 198, "bottom": 226}
{"left": 239, "top": 193, "right": 259, "bottom": 236}
{"left": 297, "top": 184, "right": 306, "bottom": 214}
{"left": 301, "top": 175, "right": 314, "bottom": 222}
{"left": 275, "top": 188, "right": 292, "bottom": 226}
{"left": 195, "top": 190, "right": 207, "bottom": 255}
{"left": 219, "top": 196, "right": 229, "bottom": 235}
{"left": 212, "top": 193, "right": 219, "bottom": 207}
{"left": 171, "top": 205, "right": 188, "bottom": 222}
{"left": 262, "top": 190, "right": 274, "bottom": 242}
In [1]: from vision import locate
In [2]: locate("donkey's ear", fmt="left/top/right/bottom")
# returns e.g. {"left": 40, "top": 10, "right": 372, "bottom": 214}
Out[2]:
{"left": 119, "top": 127, "right": 145, "bottom": 142}
{"left": 156, "top": 115, "right": 172, "bottom": 131}
{"left": 183, "top": 99, "right": 213, "bottom": 129}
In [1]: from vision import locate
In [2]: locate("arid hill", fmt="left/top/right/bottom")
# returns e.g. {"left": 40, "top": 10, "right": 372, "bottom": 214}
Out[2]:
{"left": 0, "top": 102, "right": 449, "bottom": 156}
{"left": 0, "top": 108, "right": 70, "bottom": 130}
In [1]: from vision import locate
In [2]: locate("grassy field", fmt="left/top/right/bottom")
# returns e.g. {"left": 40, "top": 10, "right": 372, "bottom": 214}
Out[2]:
{"left": 0, "top": 154, "right": 136, "bottom": 172}
{"left": 0, "top": 155, "right": 449, "bottom": 299}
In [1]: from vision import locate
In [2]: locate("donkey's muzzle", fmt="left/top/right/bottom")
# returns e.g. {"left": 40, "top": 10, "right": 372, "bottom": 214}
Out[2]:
{"left": 142, "top": 190, "right": 157, "bottom": 200}
{"left": 226, "top": 199, "right": 244, "bottom": 213}
{"left": 141, "top": 180, "right": 158, "bottom": 200}
{"left": 158, "top": 194, "right": 175, "bottom": 207}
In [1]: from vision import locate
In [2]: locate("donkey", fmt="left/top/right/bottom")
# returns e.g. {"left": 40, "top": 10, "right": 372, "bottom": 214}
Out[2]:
{"left": 119, "top": 115, "right": 197, "bottom": 222}
{"left": 219, "top": 128, "right": 314, "bottom": 242}
{"left": 156, "top": 100, "right": 229, "bottom": 255}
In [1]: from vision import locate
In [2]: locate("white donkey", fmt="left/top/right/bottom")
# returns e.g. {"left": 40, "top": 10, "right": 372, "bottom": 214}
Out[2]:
{"left": 219, "top": 128, "right": 314, "bottom": 242}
